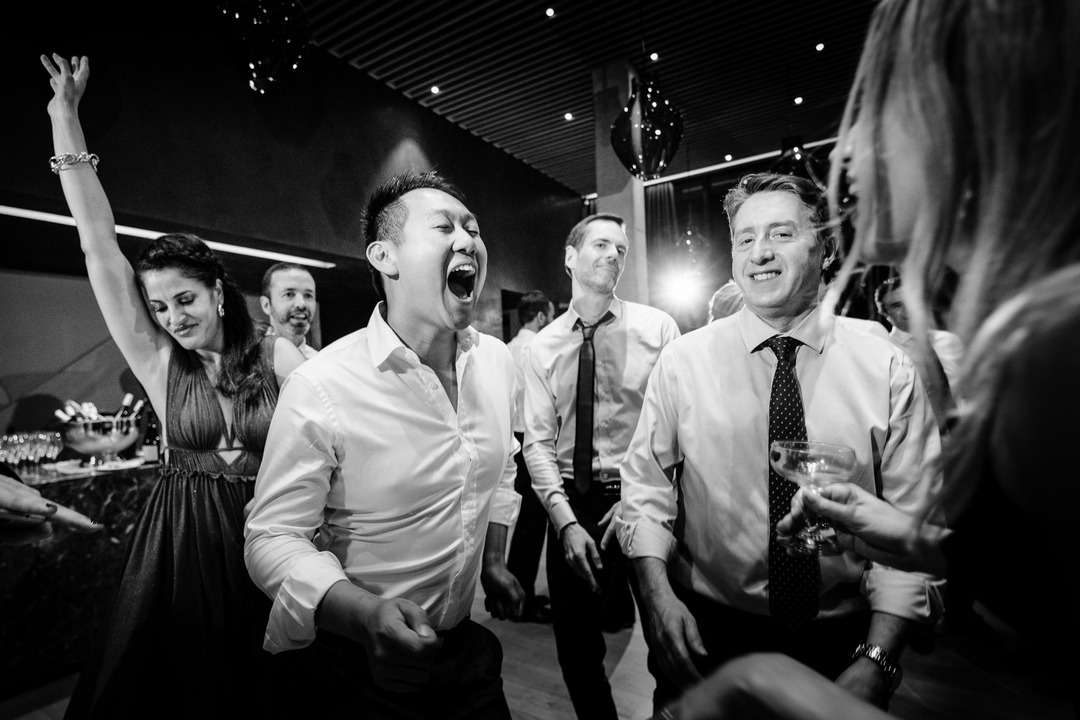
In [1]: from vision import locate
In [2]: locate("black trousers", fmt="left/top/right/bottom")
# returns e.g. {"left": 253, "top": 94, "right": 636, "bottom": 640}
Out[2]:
{"left": 649, "top": 582, "right": 871, "bottom": 710}
{"left": 506, "top": 433, "right": 548, "bottom": 599}
{"left": 547, "top": 484, "right": 641, "bottom": 720}
{"left": 262, "top": 620, "right": 511, "bottom": 720}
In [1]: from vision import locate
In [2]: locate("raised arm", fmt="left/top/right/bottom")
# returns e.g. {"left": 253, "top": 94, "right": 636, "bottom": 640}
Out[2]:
{"left": 41, "top": 54, "right": 170, "bottom": 400}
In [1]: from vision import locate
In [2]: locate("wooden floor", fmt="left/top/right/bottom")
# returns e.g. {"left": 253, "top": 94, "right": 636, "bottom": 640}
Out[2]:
{"left": 1, "top": 547, "right": 1071, "bottom": 720}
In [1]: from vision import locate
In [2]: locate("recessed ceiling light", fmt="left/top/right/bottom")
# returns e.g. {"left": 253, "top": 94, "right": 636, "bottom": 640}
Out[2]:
{"left": 794, "top": 96, "right": 803, "bottom": 105}
{"left": 430, "top": 85, "right": 440, "bottom": 94}
{"left": 725, "top": 154, "right": 733, "bottom": 162}
{"left": 815, "top": 43, "right": 825, "bottom": 51}
{"left": 564, "top": 112, "right": 573, "bottom": 121}
{"left": 650, "top": 52, "right": 659, "bottom": 61}
{"left": 546, "top": 7, "right": 555, "bottom": 17}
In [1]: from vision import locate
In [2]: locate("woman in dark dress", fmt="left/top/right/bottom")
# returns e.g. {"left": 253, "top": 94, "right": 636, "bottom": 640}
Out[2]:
{"left": 647, "top": 0, "right": 1080, "bottom": 717}
{"left": 41, "top": 53, "right": 306, "bottom": 718}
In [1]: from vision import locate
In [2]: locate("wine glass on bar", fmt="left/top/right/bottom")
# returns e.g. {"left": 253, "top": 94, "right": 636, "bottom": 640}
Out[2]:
{"left": 770, "top": 440, "right": 857, "bottom": 556}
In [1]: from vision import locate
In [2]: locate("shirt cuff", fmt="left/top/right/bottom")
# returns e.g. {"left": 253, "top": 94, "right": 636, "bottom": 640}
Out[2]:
{"left": 862, "top": 566, "right": 945, "bottom": 624}
{"left": 548, "top": 498, "right": 578, "bottom": 533}
{"left": 490, "top": 485, "right": 522, "bottom": 528}
{"left": 262, "top": 552, "right": 349, "bottom": 653}
{"left": 616, "top": 519, "right": 676, "bottom": 561}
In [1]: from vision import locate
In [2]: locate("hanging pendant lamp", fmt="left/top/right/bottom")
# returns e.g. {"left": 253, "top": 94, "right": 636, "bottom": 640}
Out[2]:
{"left": 610, "top": 72, "right": 684, "bottom": 181}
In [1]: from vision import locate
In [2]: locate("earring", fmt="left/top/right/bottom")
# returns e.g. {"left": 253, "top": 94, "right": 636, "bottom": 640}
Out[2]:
{"left": 958, "top": 185, "right": 975, "bottom": 223}
{"left": 218, "top": 303, "right": 225, "bottom": 317}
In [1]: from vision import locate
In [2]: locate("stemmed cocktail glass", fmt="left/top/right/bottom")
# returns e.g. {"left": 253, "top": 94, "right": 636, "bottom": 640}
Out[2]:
{"left": 770, "top": 440, "right": 857, "bottom": 556}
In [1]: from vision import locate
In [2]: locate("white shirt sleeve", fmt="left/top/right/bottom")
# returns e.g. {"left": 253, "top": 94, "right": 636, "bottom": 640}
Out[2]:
{"left": 244, "top": 372, "right": 349, "bottom": 652}
{"left": 522, "top": 341, "right": 577, "bottom": 532}
{"left": 617, "top": 345, "right": 682, "bottom": 561}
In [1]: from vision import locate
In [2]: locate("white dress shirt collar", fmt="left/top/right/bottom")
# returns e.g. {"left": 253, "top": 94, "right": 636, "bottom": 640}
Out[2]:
{"left": 566, "top": 295, "right": 624, "bottom": 327}
{"left": 737, "top": 304, "right": 828, "bottom": 356}
{"left": 366, "top": 301, "right": 481, "bottom": 368}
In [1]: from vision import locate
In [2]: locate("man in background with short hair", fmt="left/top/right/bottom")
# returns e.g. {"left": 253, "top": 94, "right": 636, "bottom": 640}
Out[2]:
{"left": 505, "top": 290, "right": 556, "bottom": 624}
{"left": 874, "top": 275, "right": 963, "bottom": 434}
{"left": 260, "top": 262, "right": 318, "bottom": 359}
{"left": 523, "top": 213, "right": 680, "bottom": 719}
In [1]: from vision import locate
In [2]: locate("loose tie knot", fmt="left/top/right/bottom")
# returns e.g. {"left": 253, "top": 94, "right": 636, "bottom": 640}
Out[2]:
{"left": 765, "top": 335, "right": 800, "bottom": 365}
{"left": 575, "top": 311, "right": 614, "bottom": 341}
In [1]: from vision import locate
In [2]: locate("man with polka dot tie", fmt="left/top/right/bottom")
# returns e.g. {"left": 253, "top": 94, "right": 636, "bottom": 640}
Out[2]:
{"left": 617, "top": 173, "right": 945, "bottom": 716}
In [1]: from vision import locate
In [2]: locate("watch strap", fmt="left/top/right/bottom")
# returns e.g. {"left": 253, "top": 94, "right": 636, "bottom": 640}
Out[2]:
{"left": 852, "top": 642, "right": 901, "bottom": 690}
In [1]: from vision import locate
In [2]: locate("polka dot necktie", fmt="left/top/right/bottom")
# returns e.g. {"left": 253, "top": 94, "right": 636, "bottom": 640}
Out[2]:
{"left": 764, "top": 335, "right": 820, "bottom": 631}
{"left": 572, "top": 312, "right": 614, "bottom": 493}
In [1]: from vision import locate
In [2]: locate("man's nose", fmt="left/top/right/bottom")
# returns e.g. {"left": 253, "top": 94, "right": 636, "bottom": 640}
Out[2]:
{"left": 453, "top": 227, "right": 477, "bottom": 255}
{"left": 749, "top": 236, "right": 774, "bottom": 263}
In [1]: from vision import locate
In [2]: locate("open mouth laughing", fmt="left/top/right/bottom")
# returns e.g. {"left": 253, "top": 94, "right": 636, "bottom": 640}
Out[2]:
{"left": 447, "top": 263, "right": 477, "bottom": 300}
{"left": 750, "top": 270, "right": 780, "bottom": 282}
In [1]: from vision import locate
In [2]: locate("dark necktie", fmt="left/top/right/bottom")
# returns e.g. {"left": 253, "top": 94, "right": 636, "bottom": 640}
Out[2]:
{"left": 572, "top": 311, "right": 614, "bottom": 493}
{"left": 764, "top": 335, "right": 820, "bottom": 631}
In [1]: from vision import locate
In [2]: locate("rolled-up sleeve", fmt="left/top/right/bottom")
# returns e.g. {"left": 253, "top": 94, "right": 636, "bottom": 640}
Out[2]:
{"left": 489, "top": 423, "right": 522, "bottom": 528}
{"left": 522, "top": 344, "right": 576, "bottom": 531}
{"left": 244, "top": 373, "right": 349, "bottom": 653}
{"left": 617, "top": 347, "right": 681, "bottom": 561}
{"left": 863, "top": 352, "right": 946, "bottom": 622}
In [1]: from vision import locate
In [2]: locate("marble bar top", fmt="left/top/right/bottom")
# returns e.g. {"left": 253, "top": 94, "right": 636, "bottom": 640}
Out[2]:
{"left": 0, "top": 462, "right": 160, "bottom": 701}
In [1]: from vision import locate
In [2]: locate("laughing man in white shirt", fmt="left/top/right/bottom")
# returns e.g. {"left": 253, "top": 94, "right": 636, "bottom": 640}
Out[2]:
{"left": 245, "top": 171, "right": 524, "bottom": 720}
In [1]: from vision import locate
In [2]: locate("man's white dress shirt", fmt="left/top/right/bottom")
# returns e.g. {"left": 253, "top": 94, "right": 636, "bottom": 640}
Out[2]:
{"left": 618, "top": 305, "right": 944, "bottom": 623}
{"left": 522, "top": 297, "right": 680, "bottom": 531}
{"left": 245, "top": 304, "right": 521, "bottom": 652}
{"left": 507, "top": 326, "right": 537, "bottom": 435}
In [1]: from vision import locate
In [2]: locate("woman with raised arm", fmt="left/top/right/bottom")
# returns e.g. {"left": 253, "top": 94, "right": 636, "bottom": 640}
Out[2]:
{"left": 649, "top": 0, "right": 1080, "bottom": 717}
{"left": 41, "top": 53, "right": 305, "bottom": 719}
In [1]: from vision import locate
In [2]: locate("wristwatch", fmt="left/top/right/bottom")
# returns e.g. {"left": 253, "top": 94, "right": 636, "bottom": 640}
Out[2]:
{"left": 852, "top": 643, "right": 903, "bottom": 691}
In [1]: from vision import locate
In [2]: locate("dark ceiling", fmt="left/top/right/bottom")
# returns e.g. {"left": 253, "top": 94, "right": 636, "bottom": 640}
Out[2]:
{"left": 297, "top": 0, "right": 877, "bottom": 196}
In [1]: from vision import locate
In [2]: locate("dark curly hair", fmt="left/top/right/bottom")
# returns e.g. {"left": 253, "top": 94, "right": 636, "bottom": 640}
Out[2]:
{"left": 136, "top": 233, "right": 265, "bottom": 398}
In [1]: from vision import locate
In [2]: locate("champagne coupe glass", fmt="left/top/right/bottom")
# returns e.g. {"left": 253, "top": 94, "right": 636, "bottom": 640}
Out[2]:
{"left": 769, "top": 440, "right": 857, "bottom": 556}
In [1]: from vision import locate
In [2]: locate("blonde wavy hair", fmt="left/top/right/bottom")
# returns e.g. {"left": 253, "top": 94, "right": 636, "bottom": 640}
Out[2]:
{"left": 826, "top": 0, "right": 1080, "bottom": 511}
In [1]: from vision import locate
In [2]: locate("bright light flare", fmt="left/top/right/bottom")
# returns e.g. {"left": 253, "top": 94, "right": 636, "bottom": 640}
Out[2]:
{"left": 657, "top": 268, "right": 708, "bottom": 311}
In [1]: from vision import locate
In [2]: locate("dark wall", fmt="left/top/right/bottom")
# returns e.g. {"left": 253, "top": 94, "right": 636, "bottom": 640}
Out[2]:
{"left": 1, "top": 1, "right": 581, "bottom": 344}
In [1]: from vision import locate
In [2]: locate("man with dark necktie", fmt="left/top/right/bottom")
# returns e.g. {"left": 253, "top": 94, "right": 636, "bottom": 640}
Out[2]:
{"left": 522, "top": 213, "right": 680, "bottom": 720}
{"left": 618, "top": 173, "right": 945, "bottom": 717}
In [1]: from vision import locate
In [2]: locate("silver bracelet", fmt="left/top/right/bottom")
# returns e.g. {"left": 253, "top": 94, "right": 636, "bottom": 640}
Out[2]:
{"left": 49, "top": 152, "right": 100, "bottom": 174}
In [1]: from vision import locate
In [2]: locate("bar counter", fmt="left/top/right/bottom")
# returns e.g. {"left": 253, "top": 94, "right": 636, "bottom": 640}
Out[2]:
{"left": 0, "top": 460, "right": 160, "bottom": 701}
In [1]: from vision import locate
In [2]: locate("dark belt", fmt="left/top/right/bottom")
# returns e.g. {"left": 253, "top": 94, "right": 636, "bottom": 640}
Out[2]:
{"left": 565, "top": 472, "right": 621, "bottom": 497}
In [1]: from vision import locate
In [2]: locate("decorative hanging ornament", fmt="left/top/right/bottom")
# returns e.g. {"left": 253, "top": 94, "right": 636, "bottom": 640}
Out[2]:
{"left": 770, "top": 135, "right": 829, "bottom": 189}
{"left": 610, "top": 73, "right": 684, "bottom": 181}
{"left": 217, "top": 0, "right": 312, "bottom": 94}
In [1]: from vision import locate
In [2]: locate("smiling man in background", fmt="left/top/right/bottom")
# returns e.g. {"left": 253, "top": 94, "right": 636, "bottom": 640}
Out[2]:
{"left": 260, "top": 262, "right": 319, "bottom": 359}
{"left": 246, "top": 170, "right": 524, "bottom": 720}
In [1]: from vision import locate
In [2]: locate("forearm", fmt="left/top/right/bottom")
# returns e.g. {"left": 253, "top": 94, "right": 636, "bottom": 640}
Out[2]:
{"left": 668, "top": 653, "right": 893, "bottom": 720}
{"left": 315, "top": 579, "right": 385, "bottom": 643}
{"left": 864, "top": 611, "right": 910, "bottom": 659}
{"left": 524, "top": 440, "right": 575, "bottom": 530}
{"left": 49, "top": 105, "right": 118, "bottom": 254}
{"left": 482, "top": 522, "right": 510, "bottom": 570}
{"left": 634, "top": 555, "right": 676, "bottom": 611}
{"left": 912, "top": 523, "right": 950, "bottom": 578}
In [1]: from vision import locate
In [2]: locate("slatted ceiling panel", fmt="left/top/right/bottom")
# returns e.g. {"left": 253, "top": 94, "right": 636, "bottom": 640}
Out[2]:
{"left": 297, "top": 0, "right": 875, "bottom": 196}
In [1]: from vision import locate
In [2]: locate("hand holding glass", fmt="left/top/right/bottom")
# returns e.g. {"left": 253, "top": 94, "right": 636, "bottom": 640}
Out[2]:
{"left": 770, "top": 440, "right": 857, "bottom": 556}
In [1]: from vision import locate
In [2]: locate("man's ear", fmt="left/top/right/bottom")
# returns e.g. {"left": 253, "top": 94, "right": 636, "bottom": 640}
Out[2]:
{"left": 821, "top": 236, "right": 838, "bottom": 270}
{"left": 564, "top": 245, "right": 576, "bottom": 277}
{"left": 366, "top": 241, "right": 398, "bottom": 280}
{"left": 259, "top": 296, "right": 272, "bottom": 315}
